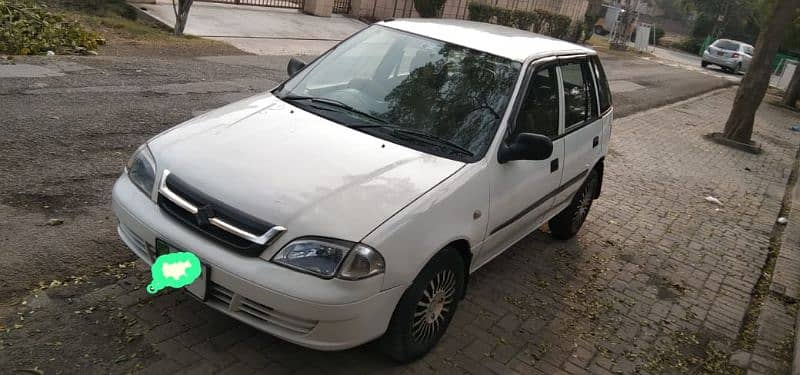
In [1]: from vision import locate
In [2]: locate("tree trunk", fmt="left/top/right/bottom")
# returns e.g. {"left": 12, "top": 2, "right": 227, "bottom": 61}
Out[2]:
{"left": 722, "top": 0, "right": 800, "bottom": 143}
{"left": 782, "top": 65, "right": 800, "bottom": 108}
{"left": 172, "top": 0, "right": 194, "bottom": 36}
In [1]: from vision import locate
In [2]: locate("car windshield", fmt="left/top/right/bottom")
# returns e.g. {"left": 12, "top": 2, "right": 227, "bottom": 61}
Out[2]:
{"left": 714, "top": 40, "right": 740, "bottom": 51}
{"left": 274, "top": 25, "right": 522, "bottom": 162}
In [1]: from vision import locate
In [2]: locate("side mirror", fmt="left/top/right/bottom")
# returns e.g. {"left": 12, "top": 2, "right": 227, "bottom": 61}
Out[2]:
{"left": 498, "top": 133, "right": 553, "bottom": 163}
{"left": 287, "top": 58, "right": 306, "bottom": 77}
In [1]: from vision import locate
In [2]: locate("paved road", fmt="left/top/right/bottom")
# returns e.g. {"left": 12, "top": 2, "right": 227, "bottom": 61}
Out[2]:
{"left": 138, "top": 3, "right": 366, "bottom": 55}
{"left": 0, "top": 51, "right": 761, "bottom": 374}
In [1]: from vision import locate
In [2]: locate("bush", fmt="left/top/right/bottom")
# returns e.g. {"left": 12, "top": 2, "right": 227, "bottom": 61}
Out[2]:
{"left": 0, "top": 0, "right": 101, "bottom": 55}
{"left": 413, "top": 0, "right": 446, "bottom": 17}
{"left": 676, "top": 37, "right": 703, "bottom": 54}
{"left": 467, "top": 2, "right": 574, "bottom": 39}
{"left": 653, "top": 27, "right": 665, "bottom": 45}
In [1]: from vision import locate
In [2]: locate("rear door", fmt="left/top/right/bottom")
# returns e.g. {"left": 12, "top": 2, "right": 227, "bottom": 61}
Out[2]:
{"left": 552, "top": 56, "right": 604, "bottom": 206}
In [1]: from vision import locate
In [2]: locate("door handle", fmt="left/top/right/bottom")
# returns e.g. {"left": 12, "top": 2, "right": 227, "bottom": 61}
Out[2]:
{"left": 550, "top": 159, "right": 559, "bottom": 172}
{"left": 592, "top": 136, "right": 599, "bottom": 148}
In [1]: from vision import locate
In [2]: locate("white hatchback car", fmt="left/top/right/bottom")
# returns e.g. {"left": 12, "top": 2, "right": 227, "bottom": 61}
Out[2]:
{"left": 702, "top": 38, "right": 754, "bottom": 74}
{"left": 112, "top": 19, "right": 613, "bottom": 361}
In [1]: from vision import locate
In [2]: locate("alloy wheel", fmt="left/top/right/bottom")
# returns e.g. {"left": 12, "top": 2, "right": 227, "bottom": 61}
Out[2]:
{"left": 572, "top": 179, "right": 595, "bottom": 230}
{"left": 412, "top": 270, "right": 456, "bottom": 343}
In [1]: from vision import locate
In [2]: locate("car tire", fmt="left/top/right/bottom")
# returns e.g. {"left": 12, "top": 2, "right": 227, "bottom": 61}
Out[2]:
{"left": 734, "top": 63, "right": 742, "bottom": 74}
{"left": 548, "top": 169, "right": 599, "bottom": 240}
{"left": 594, "top": 25, "right": 607, "bottom": 36}
{"left": 701, "top": 60, "right": 709, "bottom": 68}
{"left": 380, "top": 247, "right": 466, "bottom": 363}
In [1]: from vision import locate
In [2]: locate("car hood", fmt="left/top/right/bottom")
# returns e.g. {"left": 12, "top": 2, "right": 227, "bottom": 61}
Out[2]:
{"left": 148, "top": 93, "right": 465, "bottom": 246}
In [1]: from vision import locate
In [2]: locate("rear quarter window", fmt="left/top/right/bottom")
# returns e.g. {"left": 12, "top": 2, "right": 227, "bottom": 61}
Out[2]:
{"left": 591, "top": 56, "right": 612, "bottom": 113}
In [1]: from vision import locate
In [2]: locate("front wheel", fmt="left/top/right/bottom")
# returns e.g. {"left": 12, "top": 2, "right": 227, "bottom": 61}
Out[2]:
{"left": 549, "top": 170, "right": 599, "bottom": 240}
{"left": 380, "top": 248, "right": 465, "bottom": 363}
{"left": 701, "top": 60, "right": 709, "bottom": 68}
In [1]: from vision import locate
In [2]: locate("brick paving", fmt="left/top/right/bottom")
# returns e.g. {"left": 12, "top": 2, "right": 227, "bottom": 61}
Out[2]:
{"left": 2, "top": 87, "right": 800, "bottom": 374}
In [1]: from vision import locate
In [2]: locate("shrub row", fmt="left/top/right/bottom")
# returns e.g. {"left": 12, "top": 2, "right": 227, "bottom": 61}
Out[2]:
{"left": 467, "top": 2, "right": 574, "bottom": 40}
{"left": 0, "top": 0, "right": 101, "bottom": 55}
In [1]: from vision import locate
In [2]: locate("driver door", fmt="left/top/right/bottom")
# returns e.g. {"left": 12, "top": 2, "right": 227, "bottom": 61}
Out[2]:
{"left": 478, "top": 59, "right": 566, "bottom": 266}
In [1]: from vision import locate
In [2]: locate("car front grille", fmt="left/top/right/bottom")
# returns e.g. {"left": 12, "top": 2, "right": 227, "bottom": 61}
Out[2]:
{"left": 207, "top": 282, "right": 317, "bottom": 335}
{"left": 156, "top": 170, "right": 286, "bottom": 257}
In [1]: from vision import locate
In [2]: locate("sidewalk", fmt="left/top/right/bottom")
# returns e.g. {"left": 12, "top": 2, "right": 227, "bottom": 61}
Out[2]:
{"left": 1, "top": 87, "right": 799, "bottom": 374}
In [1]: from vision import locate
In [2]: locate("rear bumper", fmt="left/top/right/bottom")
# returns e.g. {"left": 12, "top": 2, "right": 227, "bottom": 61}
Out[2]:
{"left": 111, "top": 174, "right": 405, "bottom": 350}
{"left": 702, "top": 52, "right": 739, "bottom": 69}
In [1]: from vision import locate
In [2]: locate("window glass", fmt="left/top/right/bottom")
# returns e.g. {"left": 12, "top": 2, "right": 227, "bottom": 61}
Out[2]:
{"left": 744, "top": 46, "right": 754, "bottom": 55}
{"left": 713, "top": 40, "right": 740, "bottom": 51}
{"left": 561, "top": 62, "right": 589, "bottom": 127}
{"left": 591, "top": 56, "right": 612, "bottom": 113}
{"left": 583, "top": 62, "right": 598, "bottom": 119}
{"left": 515, "top": 65, "right": 559, "bottom": 138}
{"left": 278, "top": 26, "right": 521, "bottom": 162}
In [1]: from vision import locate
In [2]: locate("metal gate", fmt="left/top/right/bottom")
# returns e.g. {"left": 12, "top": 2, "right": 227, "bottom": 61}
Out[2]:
{"left": 332, "top": 0, "right": 350, "bottom": 13}
{"left": 198, "top": 0, "right": 304, "bottom": 10}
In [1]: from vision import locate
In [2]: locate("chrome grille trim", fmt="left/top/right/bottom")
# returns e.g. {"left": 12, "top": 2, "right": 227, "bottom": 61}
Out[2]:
{"left": 158, "top": 169, "right": 286, "bottom": 246}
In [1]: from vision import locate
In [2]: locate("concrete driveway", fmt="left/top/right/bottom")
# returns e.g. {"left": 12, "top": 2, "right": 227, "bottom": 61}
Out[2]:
{"left": 136, "top": 1, "right": 367, "bottom": 55}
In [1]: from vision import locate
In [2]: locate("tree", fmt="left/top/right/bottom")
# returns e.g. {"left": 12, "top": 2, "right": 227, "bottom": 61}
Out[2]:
{"left": 721, "top": 0, "right": 800, "bottom": 143}
{"left": 173, "top": 0, "right": 194, "bottom": 36}
{"left": 413, "top": 0, "right": 446, "bottom": 17}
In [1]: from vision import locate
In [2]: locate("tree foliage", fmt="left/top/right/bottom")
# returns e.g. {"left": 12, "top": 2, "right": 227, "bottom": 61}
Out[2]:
{"left": 413, "top": 0, "right": 446, "bottom": 17}
{"left": 0, "top": 0, "right": 101, "bottom": 55}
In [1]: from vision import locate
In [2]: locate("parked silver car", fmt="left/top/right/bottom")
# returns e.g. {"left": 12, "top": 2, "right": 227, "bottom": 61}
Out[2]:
{"left": 702, "top": 39, "right": 754, "bottom": 74}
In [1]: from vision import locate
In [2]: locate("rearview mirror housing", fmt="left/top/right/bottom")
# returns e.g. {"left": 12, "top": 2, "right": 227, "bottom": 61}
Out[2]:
{"left": 498, "top": 133, "right": 553, "bottom": 163}
{"left": 287, "top": 58, "right": 306, "bottom": 77}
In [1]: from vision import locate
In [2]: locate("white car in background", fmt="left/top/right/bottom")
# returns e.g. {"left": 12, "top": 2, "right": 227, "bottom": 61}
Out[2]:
{"left": 702, "top": 39, "right": 754, "bottom": 74}
{"left": 112, "top": 19, "right": 613, "bottom": 361}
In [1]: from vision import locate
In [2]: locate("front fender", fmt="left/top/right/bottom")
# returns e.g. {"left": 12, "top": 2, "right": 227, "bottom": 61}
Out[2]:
{"left": 362, "top": 163, "right": 490, "bottom": 291}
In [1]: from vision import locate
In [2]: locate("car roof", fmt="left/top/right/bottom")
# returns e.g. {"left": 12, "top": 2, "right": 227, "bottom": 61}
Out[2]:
{"left": 378, "top": 19, "right": 595, "bottom": 62}
{"left": 715, "top": 38, "right": 753, "bottom": 48}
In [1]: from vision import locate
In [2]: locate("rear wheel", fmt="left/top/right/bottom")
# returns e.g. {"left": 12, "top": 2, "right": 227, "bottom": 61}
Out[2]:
{"left": 380, "top": 248, "right": 465, "bottom": 363}
{"left": 734, "top": 63, "right": 742, "bottom": 74}
{"left": 549, "top": 170, "right": 599, "bottom": 240}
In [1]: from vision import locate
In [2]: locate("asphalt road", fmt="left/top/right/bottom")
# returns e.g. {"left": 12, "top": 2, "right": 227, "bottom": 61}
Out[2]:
{"left": 0, "top": 51, "right": 733, "bottom": 305}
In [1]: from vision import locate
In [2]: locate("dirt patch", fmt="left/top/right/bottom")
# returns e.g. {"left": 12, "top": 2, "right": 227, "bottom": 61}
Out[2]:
{"left": 0, "top": 264, "right": 158, "bottom": 374}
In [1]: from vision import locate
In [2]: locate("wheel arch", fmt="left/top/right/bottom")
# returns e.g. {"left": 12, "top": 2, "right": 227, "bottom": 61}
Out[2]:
{"left": 446, "top": 239, "right": 472, "bottom": 299}
{"left": 592, "top": 157, "right": 604, "bottom": 199}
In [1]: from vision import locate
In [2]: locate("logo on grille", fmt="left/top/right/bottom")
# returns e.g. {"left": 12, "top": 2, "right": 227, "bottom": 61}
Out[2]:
{"left": 195, "top": 205, "right": 214, "bottom": 226}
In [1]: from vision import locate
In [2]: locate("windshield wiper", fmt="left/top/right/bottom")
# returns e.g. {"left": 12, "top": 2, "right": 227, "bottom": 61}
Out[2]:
{"left": 279, "top": 95, "right": 387, "bottom": 125}
{"left": 350, "top": 124, "right": 474, "bottom": 157}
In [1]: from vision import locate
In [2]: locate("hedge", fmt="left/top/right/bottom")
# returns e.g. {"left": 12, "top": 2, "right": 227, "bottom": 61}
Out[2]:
{"left": 467, "top": 2, "right": 574, "bottom": 40}
{"left": 0, "top": 0, "right": 101, "bottom": 55}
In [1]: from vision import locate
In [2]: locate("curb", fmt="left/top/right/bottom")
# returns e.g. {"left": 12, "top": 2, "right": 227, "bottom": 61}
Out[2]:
{"left": 126, "top": 1, "right": 175, "bottom": 32}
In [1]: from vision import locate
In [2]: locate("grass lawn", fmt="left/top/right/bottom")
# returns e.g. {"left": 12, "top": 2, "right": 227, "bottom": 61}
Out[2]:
{"left": 47, "top": 0, "right": 245, "bottom": 56}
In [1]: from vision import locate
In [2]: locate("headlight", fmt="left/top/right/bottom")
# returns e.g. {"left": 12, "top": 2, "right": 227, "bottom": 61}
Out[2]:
{"left": 272, "top": 238, "right": 385, "bottom": 280}
{"left": 127, "top": 144, "right": 156, "bottom": 196}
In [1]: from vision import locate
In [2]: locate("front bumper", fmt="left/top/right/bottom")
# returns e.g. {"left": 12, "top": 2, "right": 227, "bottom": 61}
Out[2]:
{"left": 702, "top": 52, "right": 739, "bottom": 69}
{"left": 111, "top": 174, "right": 405, "bottom": 351}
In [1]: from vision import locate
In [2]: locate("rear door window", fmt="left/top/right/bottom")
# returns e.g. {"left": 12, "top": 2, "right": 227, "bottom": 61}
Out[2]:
{"left": 560, "top": 60, "right": 597, "bottom": 128}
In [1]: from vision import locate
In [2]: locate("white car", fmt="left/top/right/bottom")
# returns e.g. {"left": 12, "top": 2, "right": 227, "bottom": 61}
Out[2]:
{"left": 112, "top": 19, "right": 613, "bottom": 361}
{"left": 702, "top": 39, "right": 754, "bottom": 74}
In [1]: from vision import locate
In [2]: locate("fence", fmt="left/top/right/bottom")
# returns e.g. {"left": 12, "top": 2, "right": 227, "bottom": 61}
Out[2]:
{"left": 352, "top": 0, "right": 588, "bottom": 25}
